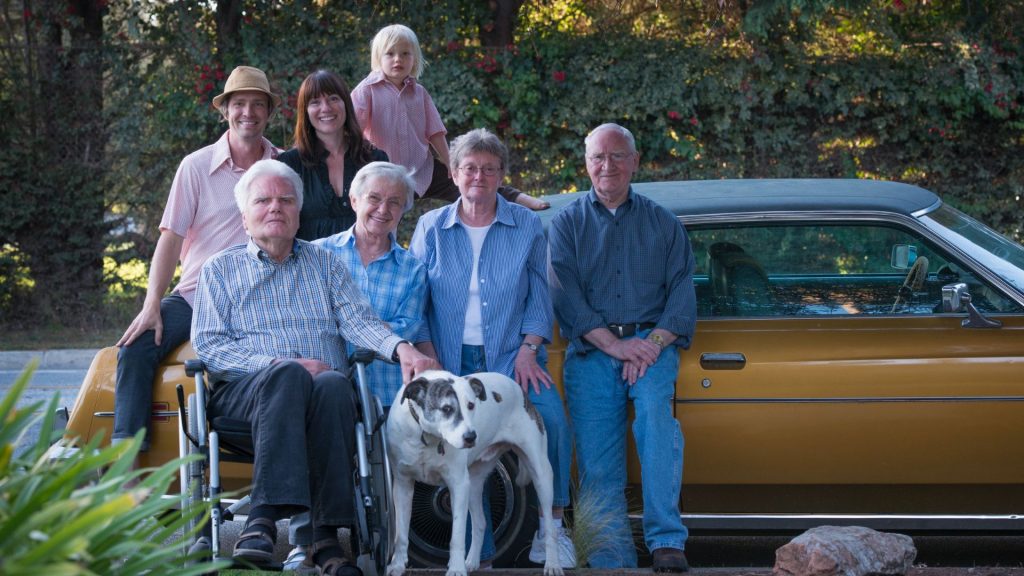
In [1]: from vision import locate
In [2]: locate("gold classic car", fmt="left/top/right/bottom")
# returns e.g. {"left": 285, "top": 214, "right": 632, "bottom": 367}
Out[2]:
{"left": 58, "top": 179, "right": 1024, "bottom": 566}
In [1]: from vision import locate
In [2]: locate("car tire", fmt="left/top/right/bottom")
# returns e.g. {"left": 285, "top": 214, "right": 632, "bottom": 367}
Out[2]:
{"left": 407, "top": 452, "right": 539, "bottom": 568}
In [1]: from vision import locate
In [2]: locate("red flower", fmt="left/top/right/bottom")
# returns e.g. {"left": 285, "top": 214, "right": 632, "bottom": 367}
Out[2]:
{"left": 667, "top": 111, "right": 681, "bottom": 120}
{"left": 552, "top": 70, "right": 566, "bottom": 83}
{"left": 215, "top": 69, "right": 225, "bottom": 80}
{"left": 892, "top": 0, "right": 905, "bottom": 11}
{"left": 204, "top": 82, "right": 214, "bottom": 92}
{"left": 447, "top": 41, "right": 461, "bottom": 53}
{"left": 690, "top": 116, "right": 699, "bottom": 126}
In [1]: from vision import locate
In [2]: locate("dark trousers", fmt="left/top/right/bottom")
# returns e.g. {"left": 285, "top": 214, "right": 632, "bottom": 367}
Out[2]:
{"left": 422, "top": 157, "right": 521, "bottom": 203}
{"left": 113, "top": 293, "right": 193, "bottom": 450}
{"left": 210, "top": 361, "right": 358, "bottom": 527}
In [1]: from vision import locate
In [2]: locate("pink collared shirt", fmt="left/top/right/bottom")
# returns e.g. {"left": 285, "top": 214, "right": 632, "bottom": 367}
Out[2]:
{"left": 159, "top": 130, "right": 278, "bottom": 305}
{"left": 351, "top": 71, "right": 446, "bottom": 196}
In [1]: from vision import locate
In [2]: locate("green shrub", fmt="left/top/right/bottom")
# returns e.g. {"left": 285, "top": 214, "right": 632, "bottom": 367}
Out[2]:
{"left": 0, "top": 361, "right": 228, "bottom": 575}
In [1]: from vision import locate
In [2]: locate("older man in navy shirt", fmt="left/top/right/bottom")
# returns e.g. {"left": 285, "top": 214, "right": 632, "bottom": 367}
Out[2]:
{"left": 549, "top": 123, "right": 696, "bottom": 572}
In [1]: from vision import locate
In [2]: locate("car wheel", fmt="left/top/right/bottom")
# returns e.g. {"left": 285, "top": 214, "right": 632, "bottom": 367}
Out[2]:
{"left": 407, "top": 452, "right": 538, "bottom": 567}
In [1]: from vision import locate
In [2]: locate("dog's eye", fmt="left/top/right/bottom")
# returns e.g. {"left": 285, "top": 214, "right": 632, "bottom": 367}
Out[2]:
{"left": 441, "top": 405, "right": 454, "bottom": 416}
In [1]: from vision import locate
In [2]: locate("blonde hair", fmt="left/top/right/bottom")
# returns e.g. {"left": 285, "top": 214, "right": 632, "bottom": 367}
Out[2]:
{"left": 370, "top": 24, "right": 425, "bottom": 79}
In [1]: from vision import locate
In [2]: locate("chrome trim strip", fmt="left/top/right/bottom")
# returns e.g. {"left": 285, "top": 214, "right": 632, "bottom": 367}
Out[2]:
{"left": 676, "top": 396, "right": 1024, "bottom": 404}
{"left": 910, "top": 198, "right": 944, "bottom": 218}
{"left": 94, "top": 411, "right": 179, "bottom": 418}
{"left": 653, "top": 513, "right": 1024, "bottom": 531}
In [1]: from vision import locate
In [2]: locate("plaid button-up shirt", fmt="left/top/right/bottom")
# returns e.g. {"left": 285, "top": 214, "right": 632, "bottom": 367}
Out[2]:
{"left": 192, "top": 239, "right": 404, "bottom": 384}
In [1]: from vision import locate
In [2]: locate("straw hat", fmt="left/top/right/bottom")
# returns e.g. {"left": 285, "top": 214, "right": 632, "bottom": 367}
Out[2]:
{"left": 211, "top": 65, "right": 282, "bottom": 110}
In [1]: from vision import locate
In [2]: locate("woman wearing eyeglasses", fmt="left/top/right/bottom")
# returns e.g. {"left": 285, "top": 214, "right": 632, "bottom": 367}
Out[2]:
{"left": 408, "top": 128, "right": 576, "bottom": 569}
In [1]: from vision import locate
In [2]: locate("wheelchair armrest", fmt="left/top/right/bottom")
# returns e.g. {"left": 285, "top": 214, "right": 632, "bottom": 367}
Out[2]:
{"left": 349, "top": 348, "right": 377, "bottom": 366}
{"left": 184, "top": 359, "right": 206, "bottom": 377}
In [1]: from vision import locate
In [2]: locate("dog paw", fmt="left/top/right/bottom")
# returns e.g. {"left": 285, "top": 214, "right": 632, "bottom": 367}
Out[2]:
{"left": 543, "top": 563, "right": 565, "bottom": 576}
{"left": 445, "top": 562, "right": 468, "bottom": 576}
{"left": 386, "top": 560, "right": 407, "bottom": 576}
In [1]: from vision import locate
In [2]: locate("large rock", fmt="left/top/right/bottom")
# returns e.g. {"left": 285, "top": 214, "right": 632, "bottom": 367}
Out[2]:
{"left": 774, "top": 525, "right": 917, "bottom": 576}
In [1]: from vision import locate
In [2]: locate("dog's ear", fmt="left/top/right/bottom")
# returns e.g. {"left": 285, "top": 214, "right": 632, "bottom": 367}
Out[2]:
{"left": 402, "top": 377, "right": 430, "bottom": 408}
{"left": 467, "top": 376, "right": 487, "bottom": 402}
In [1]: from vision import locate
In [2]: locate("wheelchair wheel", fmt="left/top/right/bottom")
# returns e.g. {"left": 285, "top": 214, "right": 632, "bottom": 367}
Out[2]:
{"left": 407, "top": 451, "right": 538, "bottom": 568}
{"left": 354, "top": 395, "right": 395, "bottom": 576}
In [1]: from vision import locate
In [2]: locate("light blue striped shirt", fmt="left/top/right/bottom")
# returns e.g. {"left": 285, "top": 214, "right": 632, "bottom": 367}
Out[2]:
{"left": 313, "top": 228, "right": 427, "bottom": 405}
{"left": 192, "top": 239, "right": 404, "bottom": 383}
{"left": 410, "top": 196, "right": 553, "bottom": 377}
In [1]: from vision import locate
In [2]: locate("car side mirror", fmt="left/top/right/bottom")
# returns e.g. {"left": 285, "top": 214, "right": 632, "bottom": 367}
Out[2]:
{"left": 942, "top": 282, "right": 1003, "bottom": 329}
{"left": 891, "top": 244, "right": 917, "bottom": 270}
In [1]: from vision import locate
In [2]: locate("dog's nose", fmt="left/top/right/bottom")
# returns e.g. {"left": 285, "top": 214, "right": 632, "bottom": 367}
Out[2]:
{"left": 463, "top": 430, "right": 477, "bottom": 447}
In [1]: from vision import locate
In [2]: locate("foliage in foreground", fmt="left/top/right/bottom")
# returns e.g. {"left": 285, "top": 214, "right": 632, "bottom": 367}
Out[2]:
{"left": 0, "top": 361, "right": 227, "bottom": 575}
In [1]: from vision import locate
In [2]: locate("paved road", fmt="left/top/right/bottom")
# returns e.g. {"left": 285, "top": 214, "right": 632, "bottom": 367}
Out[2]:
{"left": 1, "top": 366, "right": 88, "bottom": 456}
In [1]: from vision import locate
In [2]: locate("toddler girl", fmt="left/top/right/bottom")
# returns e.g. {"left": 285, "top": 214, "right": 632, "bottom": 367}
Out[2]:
{"left": 352, "top": 24, "right": 549, "bottom": 210}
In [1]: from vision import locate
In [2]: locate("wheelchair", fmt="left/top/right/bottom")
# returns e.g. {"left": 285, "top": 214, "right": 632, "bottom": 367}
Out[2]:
{"left": 177, "top": 349, "right": 394, "bottom": 575}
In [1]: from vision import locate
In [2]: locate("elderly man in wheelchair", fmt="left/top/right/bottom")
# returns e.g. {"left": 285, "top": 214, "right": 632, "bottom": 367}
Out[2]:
{"left": 191, "top": 159, "right": 436, "bottom": 575}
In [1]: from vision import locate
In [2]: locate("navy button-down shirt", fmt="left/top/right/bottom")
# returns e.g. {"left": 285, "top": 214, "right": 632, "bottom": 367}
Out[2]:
{"left": 548, "top": 187, "right": 696, "bottom": 355}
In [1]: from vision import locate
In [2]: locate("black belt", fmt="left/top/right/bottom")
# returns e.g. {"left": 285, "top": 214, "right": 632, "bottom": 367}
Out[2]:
{"left": 607, "top": 322, "right": 657, "bottom": 338}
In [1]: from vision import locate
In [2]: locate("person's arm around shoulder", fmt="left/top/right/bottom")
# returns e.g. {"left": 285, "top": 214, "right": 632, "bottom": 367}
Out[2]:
{"left": 117, "top": 229, "right": 184, "bottom": 347}
{"left": 428, "top": 132, "right": 451, "bottom": 172}
{"left": 350, "top": 81, "right": 372, "bottom": 140}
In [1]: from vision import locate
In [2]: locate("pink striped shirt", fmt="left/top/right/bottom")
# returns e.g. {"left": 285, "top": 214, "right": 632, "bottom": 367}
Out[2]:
{"left": 159, "top": 130, "right": 278, "bottom": 305}
{"left": 351, "top": 71, "right": 446, "bottom": 196}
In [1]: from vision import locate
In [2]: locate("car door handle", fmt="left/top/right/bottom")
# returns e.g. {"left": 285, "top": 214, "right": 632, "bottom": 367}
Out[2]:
{"left": 700, "top": 353, "right": 747, "bottom": 370}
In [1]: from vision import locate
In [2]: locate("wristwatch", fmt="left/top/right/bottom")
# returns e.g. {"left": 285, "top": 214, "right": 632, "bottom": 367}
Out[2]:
{"left": 392, "top": 340, "right": 412, "bottom": 362}
{"left": 648, "top": 333, "right": 667, "bottom": 349}
{"left": 521, "top": 342, "right": 540, "bottom": 353}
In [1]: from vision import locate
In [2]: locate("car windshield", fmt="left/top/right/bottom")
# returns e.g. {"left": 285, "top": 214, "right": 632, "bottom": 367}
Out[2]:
{"left": 922, "top": 205, "right": 1024, "bottom": 293}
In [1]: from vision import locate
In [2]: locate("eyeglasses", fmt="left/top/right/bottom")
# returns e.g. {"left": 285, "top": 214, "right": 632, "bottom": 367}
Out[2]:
{"left": 586, "top": 152, "right": 632, "bottom": 165}
{"left": 458, "top": 164, "right": 502, "bottom": 177}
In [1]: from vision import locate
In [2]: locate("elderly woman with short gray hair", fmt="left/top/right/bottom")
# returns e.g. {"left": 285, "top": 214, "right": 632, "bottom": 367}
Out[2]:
{"left": 279, "top": 161, "right": 427, "bottom": 567}
{"left": 409, "top": 128, "right": 576, "bottom": 568}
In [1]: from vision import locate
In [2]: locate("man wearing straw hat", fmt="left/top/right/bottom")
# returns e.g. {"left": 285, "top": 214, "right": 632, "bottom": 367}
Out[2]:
{"left": 111, "top": 65, "right": 282, "bottom": 454}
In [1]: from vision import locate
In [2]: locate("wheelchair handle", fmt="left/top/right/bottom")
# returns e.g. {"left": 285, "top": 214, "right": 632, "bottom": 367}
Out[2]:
{"left": 184, "top": 359, "right": 206, "bottom": 377}
{"left": 349, "top": 348, "right": 376, "bottom": 366}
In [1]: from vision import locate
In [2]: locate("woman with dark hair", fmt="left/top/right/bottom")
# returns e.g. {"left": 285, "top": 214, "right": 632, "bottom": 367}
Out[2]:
{"left": 278, "top": 69, "right": 387, "bottom": 241}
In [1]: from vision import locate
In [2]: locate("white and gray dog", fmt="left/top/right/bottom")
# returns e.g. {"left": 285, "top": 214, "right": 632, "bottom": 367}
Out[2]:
{"left": 386, "top": 370, "right": 562, "bottom": 576}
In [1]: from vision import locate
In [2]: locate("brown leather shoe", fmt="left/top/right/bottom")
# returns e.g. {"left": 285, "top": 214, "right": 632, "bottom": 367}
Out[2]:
{"left": 652, "top": 547, "right": 689, "bottom": 572}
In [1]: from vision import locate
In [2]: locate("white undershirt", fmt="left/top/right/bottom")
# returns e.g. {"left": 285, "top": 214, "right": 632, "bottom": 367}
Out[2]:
{"left": 462, "top": 222, "right": 492, "bottom": 346}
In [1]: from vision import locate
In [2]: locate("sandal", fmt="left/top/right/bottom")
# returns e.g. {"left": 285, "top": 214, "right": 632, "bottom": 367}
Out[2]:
{"left": 303, "top": 537, "right": 362, "bottom": 576}
{"left": 233, "top": 516, "right": 276, "bottom": 565}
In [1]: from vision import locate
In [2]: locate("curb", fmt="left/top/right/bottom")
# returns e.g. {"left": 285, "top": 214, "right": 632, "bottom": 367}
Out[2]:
{"left": 0, "top": 349, "right": 100, "bottom": 371}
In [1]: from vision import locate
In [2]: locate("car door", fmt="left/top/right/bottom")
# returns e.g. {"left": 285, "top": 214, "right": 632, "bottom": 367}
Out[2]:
{"left": 676, "top": 218, "right": 1024, "bottom": 518}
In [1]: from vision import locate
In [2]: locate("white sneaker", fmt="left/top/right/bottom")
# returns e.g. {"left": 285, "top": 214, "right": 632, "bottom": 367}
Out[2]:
{"left": 528, "top": 525, "right": 577, "bottom": 568}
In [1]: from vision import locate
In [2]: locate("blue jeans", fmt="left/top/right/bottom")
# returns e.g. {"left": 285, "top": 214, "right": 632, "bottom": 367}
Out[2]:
{"left": 112, "top": 293, "right": 193, "bottom": 450}
{"left": 459, "top": 345, "right": 572, "bottom": 561}
{"left": 563, "top": 336, "right": 687, "bottom": 568}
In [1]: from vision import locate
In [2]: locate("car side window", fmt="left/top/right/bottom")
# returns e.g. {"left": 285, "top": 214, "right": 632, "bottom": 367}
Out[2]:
{"left": 689, "top": 223, "right": 1022, "bottom": 317}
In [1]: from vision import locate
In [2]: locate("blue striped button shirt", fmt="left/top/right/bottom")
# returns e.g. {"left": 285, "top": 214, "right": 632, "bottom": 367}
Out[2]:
{"left": 549, "top": 187, "right": 697, "bottom": 356}
{"left": 313, "top": 228, "right": 427, "bottom": 405}
{"left": 409, "top": 196, "right": 553, "bottom": 377}
{"left": 192, "top": 239, "right": 404, "bottom": 384}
